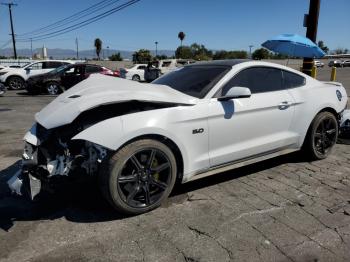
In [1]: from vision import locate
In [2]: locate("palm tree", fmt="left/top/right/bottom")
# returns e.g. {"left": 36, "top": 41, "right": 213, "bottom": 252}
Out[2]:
{"left": 94, "top": 38, "right": 102, "bottom": 60}
{"left": 178, "top": 31, "right": 185, "bottom": 47}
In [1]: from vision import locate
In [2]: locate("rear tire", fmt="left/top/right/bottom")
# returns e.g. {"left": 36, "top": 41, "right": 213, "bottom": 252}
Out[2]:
{"left": 99, "top": 139, "right": 177, "bottom": 215}
{"left": 302, "top": 111, "right": 338, "bottom": 160}
{"left": 7, "top": 76, "right": 25, "bottom": 90}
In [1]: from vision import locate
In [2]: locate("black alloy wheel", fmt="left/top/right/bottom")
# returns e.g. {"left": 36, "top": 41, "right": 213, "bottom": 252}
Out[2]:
{"left": 117, "top": 148, "right": 171, "bottom": 208}
{"left": 304, "top": 111, "right": 338, "bottom": 160}
{"left": 313, "top": 116, "right": 337, "bottom": 156}
{"left": 100, "top": 139, "right": 177, "bottom": 215}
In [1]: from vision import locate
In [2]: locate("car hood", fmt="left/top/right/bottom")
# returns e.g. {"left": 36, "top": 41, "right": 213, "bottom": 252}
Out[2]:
{"left": 0, "top": 67, "right": 21, "bottom": 74}
{"left": 35, "top": 74, "right": 198, "bottom": 129}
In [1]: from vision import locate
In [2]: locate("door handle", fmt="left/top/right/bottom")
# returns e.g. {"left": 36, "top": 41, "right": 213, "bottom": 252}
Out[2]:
{"left": 278, "top": 101, "right": 292, "bottom": 110}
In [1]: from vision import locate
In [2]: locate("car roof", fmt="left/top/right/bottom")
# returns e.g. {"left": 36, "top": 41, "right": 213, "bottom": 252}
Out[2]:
{"left": 189, "top": 59, "right": 250, "bottom": 67}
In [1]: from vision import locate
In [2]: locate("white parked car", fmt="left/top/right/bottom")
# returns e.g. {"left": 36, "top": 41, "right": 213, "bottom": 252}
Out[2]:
{"left": 120, "top": 64, "right": 147, "bottom": 81}
{"left": 314, "top": 60, "right": 324, "bottom": 68}
{"left": 0, "top": 60, "right": 74, "bottom": 89}
{"left": 9, "top": 60, "right": 348, "bottom": 215}
{"left": 153, "top": 59, "right": 194, "bottom": 74}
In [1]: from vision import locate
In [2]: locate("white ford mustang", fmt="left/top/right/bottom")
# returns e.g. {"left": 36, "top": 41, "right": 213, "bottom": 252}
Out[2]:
{"left": 8, "top": 60, "right": 348, "bottom": 214}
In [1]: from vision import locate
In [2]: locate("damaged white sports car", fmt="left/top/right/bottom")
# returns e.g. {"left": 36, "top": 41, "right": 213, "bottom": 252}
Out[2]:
{"left": 9, "top": 60, "right": 348, "bottom": 214}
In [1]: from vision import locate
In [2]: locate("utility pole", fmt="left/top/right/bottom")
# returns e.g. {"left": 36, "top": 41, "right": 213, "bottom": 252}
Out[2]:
{"left": 249, "top": 45, "right": 254, "bottom": 59}
{"left": 155, "top": 41, "right": 158, "bottom": 57}
{"left": 30, "top": 38, "right": 33, "bottom": 59}
{"left": 302, "top": 0, "right": 321, "bottom": 76}
{"left": 2, "top": 2, "right": 18, "bottom": 59}
{"left": 75, "top": 37, "right": 79, "bottom": 60}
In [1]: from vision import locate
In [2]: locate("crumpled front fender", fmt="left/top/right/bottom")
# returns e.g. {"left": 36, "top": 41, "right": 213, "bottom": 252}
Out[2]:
{"left": 23, "top": 123, "right": 39, "bottom": 146}
{"left": 72, "top": 117, "right": 124, "bottom": 150}
{"left": 71, "top": 113, "right": 190, "bottom": 176}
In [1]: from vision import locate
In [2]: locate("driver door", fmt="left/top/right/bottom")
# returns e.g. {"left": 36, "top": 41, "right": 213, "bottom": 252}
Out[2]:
{"left": 208, "top": 67, "right": 297, "bottom": 167}
{"left": 61, "top": 65, "right": 84, "bottom": 88}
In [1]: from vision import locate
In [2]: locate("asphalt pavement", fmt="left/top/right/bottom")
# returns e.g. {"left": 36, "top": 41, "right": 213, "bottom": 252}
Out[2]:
{"left": 0, "top": 67, "right": 350, "bottom": 262}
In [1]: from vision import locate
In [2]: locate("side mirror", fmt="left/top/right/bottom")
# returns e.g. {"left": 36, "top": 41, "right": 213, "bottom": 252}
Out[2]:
{"left": 25, "top": 67, "right": 31, "bottom": 72}
{"left": 218, "top": 86, "right": 251, "bottom": 101}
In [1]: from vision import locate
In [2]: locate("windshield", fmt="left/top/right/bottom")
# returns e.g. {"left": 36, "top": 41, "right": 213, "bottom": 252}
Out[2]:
{"left": 49, "top": 64, "right": 70, "bottom": 74}
{"left": 152, "top": 65, "right": 230, "bottom": 98}
{"left": 21, "top": 63, "right": 31, "bottom": 68}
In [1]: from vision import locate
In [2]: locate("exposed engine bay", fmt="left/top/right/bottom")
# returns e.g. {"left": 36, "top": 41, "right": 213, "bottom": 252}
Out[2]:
{"left": 7, "top": 101, "right": 180, "bottom": 199}
{"left": 8, "top": 122, "right": 109, "bottom": 199}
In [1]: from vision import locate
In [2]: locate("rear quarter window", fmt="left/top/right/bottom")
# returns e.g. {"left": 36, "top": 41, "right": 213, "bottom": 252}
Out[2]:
{"left": 43, "top": 61, "right": 64, "bottom": 69}
{"left": 282, "top": 70, "right": 306, "bottom": 89}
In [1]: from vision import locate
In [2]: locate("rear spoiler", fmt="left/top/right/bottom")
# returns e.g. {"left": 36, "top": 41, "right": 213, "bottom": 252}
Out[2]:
{"left": 321, "top": 81, "right": 342, "bottom": 87}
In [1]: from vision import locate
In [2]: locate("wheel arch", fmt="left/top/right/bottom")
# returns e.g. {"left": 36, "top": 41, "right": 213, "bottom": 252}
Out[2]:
{"left": 5, "top": 74, "right": 25, "bottom": 85}
{"left": 318, "top": 107, "right": 340, "bottom": 121}
{"left": 301, "top": 106, "right": 339, "bottom": 147}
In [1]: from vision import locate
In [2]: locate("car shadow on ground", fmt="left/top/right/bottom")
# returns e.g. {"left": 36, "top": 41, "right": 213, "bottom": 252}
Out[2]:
{"left": 15, "top": 91, "right": 57, "bottom": 97}
{"left": 0, "top": 152, "right": 304, "bottom": 232}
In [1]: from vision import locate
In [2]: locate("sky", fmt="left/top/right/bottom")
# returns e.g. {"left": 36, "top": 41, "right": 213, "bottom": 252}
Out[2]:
{"left": 0, "top": 0, "right": 349, "bottom": 53}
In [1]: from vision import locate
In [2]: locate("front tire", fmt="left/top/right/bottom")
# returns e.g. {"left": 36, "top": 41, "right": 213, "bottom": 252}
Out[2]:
{"left": 303, "top": 111, "right": 338, "bottom": 160}
{"left": 100, "top": 139, "right": 177, "bottom": 215}
{"left": 46, "top": 81, "right": 64, "bottom": 95}
{"left": 132, "top": 74, "right": 141, "bottom": 81}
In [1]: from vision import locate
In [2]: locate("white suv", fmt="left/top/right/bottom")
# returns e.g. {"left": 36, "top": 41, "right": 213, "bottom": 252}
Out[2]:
{"left": 0, "top": 60, "right": 74, "bottom": 89}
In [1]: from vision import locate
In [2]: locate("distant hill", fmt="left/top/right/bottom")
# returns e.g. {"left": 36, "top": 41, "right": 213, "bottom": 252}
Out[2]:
{"left": 0, "top": 48, "right": 175, "bottom": 60}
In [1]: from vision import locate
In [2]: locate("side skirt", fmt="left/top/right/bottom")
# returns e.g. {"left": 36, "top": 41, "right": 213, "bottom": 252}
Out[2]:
{"left": 183, "top": 147, "right": 299, "bottom": 183}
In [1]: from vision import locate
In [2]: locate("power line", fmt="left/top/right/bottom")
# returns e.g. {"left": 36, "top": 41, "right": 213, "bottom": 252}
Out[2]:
{"left": 75, "top": 37, "right": 79, "bottom": 59}
{"left": 18, "top": 0, "right": 140, "bottom": 42}
{"left": 18, "top": 0, "right": 122, "bottom": 37}
{"left": 0, "top": 39, "right": 11, "bottom": 49}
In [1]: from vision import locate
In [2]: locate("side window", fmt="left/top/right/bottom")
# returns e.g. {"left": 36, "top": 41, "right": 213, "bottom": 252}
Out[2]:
{"left": 137, "top": 65, "right": 146, "bottom": 70}
{"left": 45, "top": 61, "right": 64, "bottom": 69}
{"left": 29, "top": 62, "right": 43, "bottom": 70}
{"left": 74, "top": 66, "right": 83, "bottom": 75}
{"left": 222, "top": 67, "right": 283, "bottom": 95}
{"left": 162, "top": 61, "right": 172, "bottom": 67}
{"left": 282, "top": 70, "right": 305, "bottom": 89}
{"left": 65, "top": 67, "right": 74, "bottom": 74}
{"left": 85, "top": 65, "right": 102, "bottom": 73}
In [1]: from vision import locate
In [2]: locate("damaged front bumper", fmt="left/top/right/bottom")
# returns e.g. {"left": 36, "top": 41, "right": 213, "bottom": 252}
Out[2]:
{"left": 7, "top": 123, "right": 108, "bottom": 200}
{"left": 339, "top": 109, "right": 350, "bottom": 143}
{"left": 340, "top": 109, "right": 350, "bottom": 134}
{"left": 7, "top": 169, "right": 42, "bottom": 200}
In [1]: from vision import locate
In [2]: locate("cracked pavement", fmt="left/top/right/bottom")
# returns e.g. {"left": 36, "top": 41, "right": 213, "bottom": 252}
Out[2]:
{"left": 1, "top": 67, "right": 350, "bottom": 262}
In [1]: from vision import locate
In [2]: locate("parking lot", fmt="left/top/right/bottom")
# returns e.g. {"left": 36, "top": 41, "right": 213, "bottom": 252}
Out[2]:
{"left": 1, "top": 67, "right": 350, "bottom": 262}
